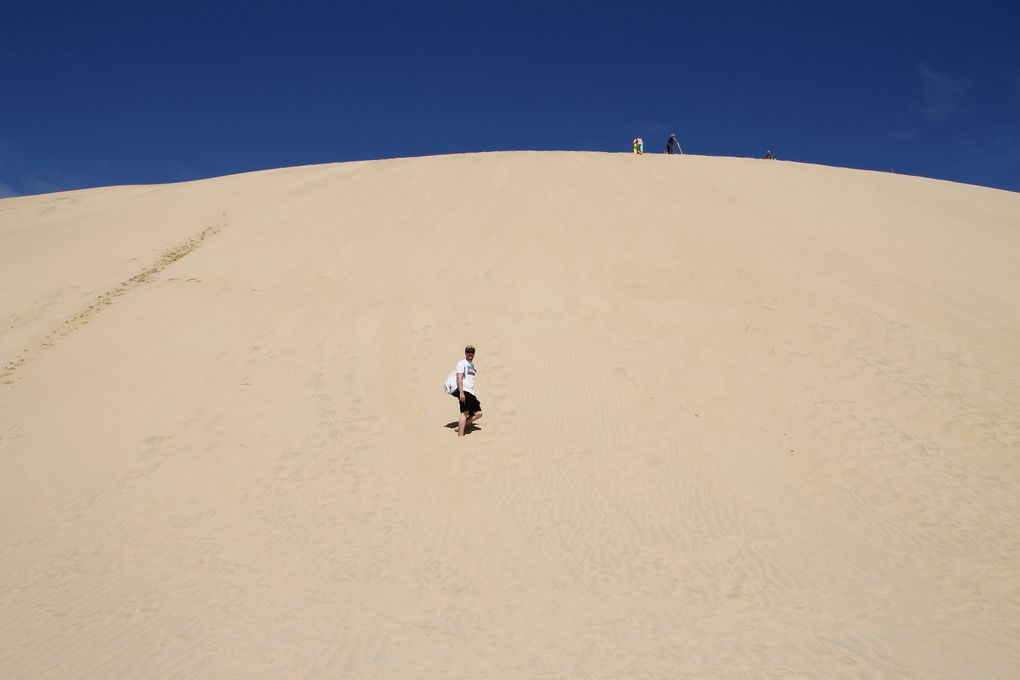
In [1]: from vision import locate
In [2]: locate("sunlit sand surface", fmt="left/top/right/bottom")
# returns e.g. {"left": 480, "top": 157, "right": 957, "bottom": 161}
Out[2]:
{"left": 2, "top": 152, "right": 1019, "bottom": 678}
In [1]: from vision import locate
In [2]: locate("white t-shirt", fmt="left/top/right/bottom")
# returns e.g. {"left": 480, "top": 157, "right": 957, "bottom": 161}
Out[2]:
{"left": 456, "top": 359, "right": 477, "bottom": 395}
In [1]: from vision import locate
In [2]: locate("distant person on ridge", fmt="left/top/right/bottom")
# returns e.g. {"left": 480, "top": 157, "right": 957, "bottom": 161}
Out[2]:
{"left": 666, "top": 132, "right": 682, "bottom": 155}
{"left": 448, "top": 345, "right": 482, "bottom": 436}
{"left": 764, "top": 149, "right": 775, "bottom": 160}
{"left": 632, "top": 137, "right": 644, "bottom": 155}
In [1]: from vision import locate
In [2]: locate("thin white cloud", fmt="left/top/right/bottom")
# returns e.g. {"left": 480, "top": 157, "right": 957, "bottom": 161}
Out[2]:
{"left": 890, "top": 128, "right": 919, "bottom": 143}
{"left": 917, "top": 64, "right": 968, "bottom": 123}
{"left": 956, "top": 127, "right": 1020, "bottom": 175}
{"left": 22, "top": 177, "right": 62, "bottom": 196}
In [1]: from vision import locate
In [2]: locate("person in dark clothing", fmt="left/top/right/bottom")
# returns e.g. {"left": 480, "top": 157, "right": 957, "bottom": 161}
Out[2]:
{"left": 665, "top": 133, "right": 682, "bottom": 155}
{"left": 764, "top": 150, "right": 775, "bottom": 160}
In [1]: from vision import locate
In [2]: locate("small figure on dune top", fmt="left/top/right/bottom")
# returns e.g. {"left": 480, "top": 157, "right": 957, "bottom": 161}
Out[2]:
{"left": 666, "top": 132, "right": 683, "bottom": 155}
{"left": 451, "top": 345, "right": 482, "bottom": 436}
{"left": 632, "top": 137, "right": 644, "bottom": 155}
{"left": 764, "top": 149, "right": 775, "bottom": 160}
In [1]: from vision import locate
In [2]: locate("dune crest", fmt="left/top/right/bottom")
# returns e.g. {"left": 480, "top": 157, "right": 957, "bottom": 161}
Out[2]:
{"left": 2, "top": 152, "right": 1019, "bottom": 678}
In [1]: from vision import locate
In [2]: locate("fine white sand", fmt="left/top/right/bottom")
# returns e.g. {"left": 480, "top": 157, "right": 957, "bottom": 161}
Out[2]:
{"left": 1, "top": 152, "right": 1019, "bottom": 678}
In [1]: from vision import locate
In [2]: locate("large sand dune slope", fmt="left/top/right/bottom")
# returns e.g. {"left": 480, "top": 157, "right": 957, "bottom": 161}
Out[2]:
{"left": 2, "top": 151, "right": 1019, "bottom": 678}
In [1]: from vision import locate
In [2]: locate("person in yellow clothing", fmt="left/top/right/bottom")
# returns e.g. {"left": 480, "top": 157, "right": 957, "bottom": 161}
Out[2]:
{"left": 632, "top": 137, "right": 644, "bottom": 154}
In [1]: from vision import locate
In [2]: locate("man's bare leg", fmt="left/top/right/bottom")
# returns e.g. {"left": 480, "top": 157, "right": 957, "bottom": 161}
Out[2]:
{"left": 465, "top": 411, "right": 483, "bottom": 431}
{"left": 457, "top": 411, "right": 468, "bottom": 436}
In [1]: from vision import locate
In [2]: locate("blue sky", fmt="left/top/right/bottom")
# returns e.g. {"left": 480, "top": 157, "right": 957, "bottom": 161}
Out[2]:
{"left": 2, "top": 1, "right": 1019, "bottom": 197}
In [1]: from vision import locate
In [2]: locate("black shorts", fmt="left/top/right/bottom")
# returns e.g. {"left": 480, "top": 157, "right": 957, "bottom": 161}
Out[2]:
{"left": 452, "top": 389, "right": 481, "bottom": 414}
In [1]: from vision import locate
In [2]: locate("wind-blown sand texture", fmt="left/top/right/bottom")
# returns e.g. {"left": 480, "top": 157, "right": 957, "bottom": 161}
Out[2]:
{"left": 2, "top": 151, "right": 1019, "bottom": 679}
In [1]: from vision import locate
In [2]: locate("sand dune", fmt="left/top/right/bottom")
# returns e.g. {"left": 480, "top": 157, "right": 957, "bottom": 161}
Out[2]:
{"left": 1, "top": 151, "right": 1019, "bottom": 678}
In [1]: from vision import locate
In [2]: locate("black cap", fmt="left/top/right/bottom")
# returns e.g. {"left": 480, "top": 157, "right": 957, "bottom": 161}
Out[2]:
{"left": 465, "top": 345, "right": 475, "bottom": 352}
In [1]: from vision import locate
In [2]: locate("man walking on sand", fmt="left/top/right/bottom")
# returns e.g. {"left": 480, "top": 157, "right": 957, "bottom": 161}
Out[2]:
{"left": 453, "top": 345, "right": 482, "bottom": 436}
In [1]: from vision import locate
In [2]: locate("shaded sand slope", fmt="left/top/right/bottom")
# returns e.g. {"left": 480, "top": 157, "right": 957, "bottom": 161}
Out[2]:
{"left": 2, "top": 152, "right": 1019, "bottom": 678}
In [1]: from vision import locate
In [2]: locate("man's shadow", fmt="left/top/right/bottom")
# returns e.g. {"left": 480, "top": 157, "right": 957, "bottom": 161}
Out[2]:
{"left": 444, "top": 422, "right": 482, "bottom": 434}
